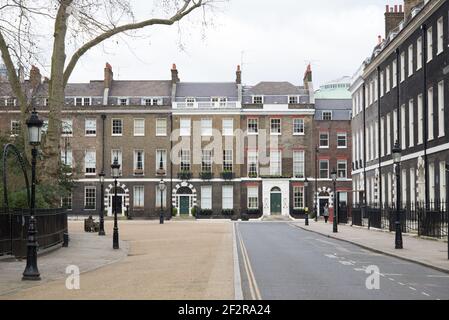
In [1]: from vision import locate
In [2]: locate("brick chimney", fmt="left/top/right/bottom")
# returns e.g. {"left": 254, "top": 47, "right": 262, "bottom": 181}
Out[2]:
{"left": 303, "top": 64, "right": 312, "bottom": 90}
{"left": 29, "top": 65, "right": 42, "bottom": 89}
{"left": 404, "top": 0, "right": 424, "bottom": 21}
{"left": 104, "top": 62, "right": 113, "bottom": 89}
{"left": 171, "top": 63, "right": 180, "bottom": 84}
{"left": 385, "top": 4, "right": 404, "bottom": 37}
{"left": 236, "top": 65, "right": 242, "bottom": 85}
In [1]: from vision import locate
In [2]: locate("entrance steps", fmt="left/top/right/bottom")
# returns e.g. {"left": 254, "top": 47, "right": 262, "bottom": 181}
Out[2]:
{"left": 171, "top": 215, "right": 196, "bottom": 221}
{"left": 261, "top": 215, "right": 292, "bottom": 222}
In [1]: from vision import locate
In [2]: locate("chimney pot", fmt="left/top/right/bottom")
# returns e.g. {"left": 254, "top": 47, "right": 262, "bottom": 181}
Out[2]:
{"left": 104, "top": 62, "right": 113, "bottom": 89}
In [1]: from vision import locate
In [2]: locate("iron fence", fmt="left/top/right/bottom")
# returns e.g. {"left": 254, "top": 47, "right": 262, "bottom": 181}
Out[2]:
{"left": 0, "top": 208, "right": 68, "bottom": 257}
{"left": 351, "top": 202, "right": 448, "bottom": 239}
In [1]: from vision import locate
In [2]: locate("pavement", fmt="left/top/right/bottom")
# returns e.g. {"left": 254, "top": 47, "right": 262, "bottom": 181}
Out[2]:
{"left": 291, "top": 220, "right": 449, "bottom": 274}
{"left": 0, "top": 220, "right": 235, "bottom": 300}
{"left": 236, "top": 222, "right": 449, "bottom": 300}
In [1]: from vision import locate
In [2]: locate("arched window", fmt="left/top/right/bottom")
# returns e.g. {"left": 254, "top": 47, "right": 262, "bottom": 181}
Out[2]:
{"left": 271, "top": 187, "right": 281, "bottom": 193}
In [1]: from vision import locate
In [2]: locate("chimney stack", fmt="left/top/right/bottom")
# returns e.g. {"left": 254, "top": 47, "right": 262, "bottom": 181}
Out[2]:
{"left": 303, "top": 64, "right": 312, "bottom": 90}
{"left": 385, "top": 4, "right": 404, "bottom": 37}
{"left": 171, "top": 64, "right": 180, "bottom": 84}
{"left": 236, "top": 65, "right": 242, "bottom": 85}
{"left": 404, "top": 0, "right": 424, "bottom": 21}
{"left": 104, "top": 62, "right": 113, "bottom": 89}
{"left": 29, "top": 65, "right": 42, "bottom": 89}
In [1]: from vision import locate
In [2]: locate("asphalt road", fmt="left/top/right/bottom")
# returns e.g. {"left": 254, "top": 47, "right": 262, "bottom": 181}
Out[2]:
{"left": 236, "top": 222, "right": 449, "bottom": 300}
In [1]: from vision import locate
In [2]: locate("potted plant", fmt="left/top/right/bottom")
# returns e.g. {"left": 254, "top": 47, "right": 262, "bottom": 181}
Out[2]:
{"left": 172, "top": 207, "right": 178, "bottom": 217}
{"left": 221, "top": 170, "right": 234, "bottom": 180}
{"left": 178, "top": 171, "right": 192, "bottom": 180}
{"left": 200, "top": 171, "right": 213, "bottom": 180}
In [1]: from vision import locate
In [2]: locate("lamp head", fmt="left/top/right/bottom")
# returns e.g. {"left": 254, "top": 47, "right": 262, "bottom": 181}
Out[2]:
{"left": 26, "top": 108, "right": 43, "bottom": 146}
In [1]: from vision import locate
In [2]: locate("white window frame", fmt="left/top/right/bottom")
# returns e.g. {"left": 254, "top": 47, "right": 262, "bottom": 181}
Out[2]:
{"left": 223, "top": 150, "right": 233, "bottom": 172}
{"left": 337, "top": 133, "right": 347, "bottom": 149}
{"left": 427, "top": 27, "right": 433, "bottom": 63}
{"left": 409, "top": 99, "right": 415, "bottom": 147}
{"left": 118, "top": 97, "right": 129, "bottom": 106}
{"left": 185, "top": 97, "right": 196, "bottom": 108}
{"left": 222, "top": 186, "right": 234, "bottom": 210}
{"left": 293, "top": 150, "right": 305, "bottom": 178}
{"left": 247, "top": 186, "right": 259, "bottom": 209}
{"left": 288, "top": 96, "right": 299, "bottom": 104}
{"left": 392, "top": 60, "right": 398, "bottom": 88}
{"left": 337, "top": 160, "right": 347, "bottom": 179}
{"left": 380, "top": 117, "right": 385, "bottom": 157}
{"left": 437, "top": 17, "right": 444, "bottom": 55}
{"left": 270, "top": 150, "right": 282, "bottom": 176}
{"left": 401, "top": 104, "right": 406, "bottom": 149}
{"left": 418, "top": 94, "right": 424, "bottom": 145}
{"left": 156, "top": 149, "right": 167, "bottom": 173}
{"left": 84, "top": 149, "right": 96, "bottom": 176}
{"left": 293, "top": 186, "right": 304, "bottom": 209}
{"left": 322, "top": 111, "right": 333, "bottom": 121}
{"left": 438, "top": 81, "right": 445, "bottom": 138}
{"left": 408, "top": 45, "right": 414, "bottom": 77}
{"left": 270, "top": 118, "right": 282, "bottom": 135}
{"left": 156, "top": 118, "right": 167, "bottom": 137}
{"left": 417, "top": 37, "right": 423, "bottom": 70}
{"left": 111, "top": 149, "right": 123, "bottom": 176}
{"left": 319, "top": 132, "right": 329, "bottom": 149}
{"left": 201, "top": 186, "right": 212, "bottom": 210}
{"left": 62, "top": 119, "right": 73, "bottom": 137}
{"left": 180, "top": 118, "right": 191, "bottom": 137}
{"left": 180, "top": 149, "right": 191, "bottom": 172}
{"left": 247, "top": 118, "right": 259, "bottom": 135}
{"left": 440, "top": 162, "right": 447, "bottom": 206}
{"left": 10, "top": 120, "right": 20, "bottom": 136}
{"left": 428, "top": 87, "right": 434, "bottom": 141}
{"left": 112, "top": 118, "right": 123, "bottom": 136}
{"left": 386, "top": 113, "right": 391, "bottom": 155}
{"left": 247, "top": 151, "right": 258, "bottom": 177}
{"left": 400, "top": 52, "right": 405, "bottom": 83}
{"left": 386, "top": 66, "right": 391, "bottom": 93}
{"left": 133, "top": 118, "right": 145, "bottom": 137}
{"left": 84, "top": 186, "right": 96, "bottom": 210}
{"left": 201, "top": 118, "right": 213, "bottom": 136}
{"left": 252, "top": 96, "right": 263, "bottom": 104}
{"left": 133, "top": 186, "right": 145, "bottom": 208}
{"left": 293, "top": 118, "right": 305, "bottom": 135}
{"left": 319, "top": 159, "right": 329, "bottom": 179}
{"left": 61, "top": 148, "right": 73, "bottom": 168}
{"left": 85, "top": 118, "right": 97, "bottom": 136}
{"left": 222, "top": 119, "right": 234, "bottom": 136}
{"left": 134, "top": 150, "right": 145, "bottom": 174}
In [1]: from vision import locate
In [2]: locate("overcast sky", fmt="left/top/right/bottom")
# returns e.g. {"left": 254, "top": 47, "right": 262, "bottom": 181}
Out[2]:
{"left": 66, "top": 0, "right": 403, "bottom": 88}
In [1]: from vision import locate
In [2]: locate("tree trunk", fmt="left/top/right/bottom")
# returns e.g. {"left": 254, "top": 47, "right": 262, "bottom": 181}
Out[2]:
{"left": 41, "top": 0, "right": 72, "bottom": 184}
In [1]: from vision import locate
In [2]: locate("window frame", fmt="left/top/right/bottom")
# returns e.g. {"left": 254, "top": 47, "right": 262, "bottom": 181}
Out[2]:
{"left": 112, "top": 118, "right": 123, "bottom": 136}
{"left": 133, "top": 118, "right": 145, "bottom": 137}
{"left": 293, "top": 118, "right": 305, "bottom": 135}
{"left": 85, "top": 118, "right": 97, "bottom": 137}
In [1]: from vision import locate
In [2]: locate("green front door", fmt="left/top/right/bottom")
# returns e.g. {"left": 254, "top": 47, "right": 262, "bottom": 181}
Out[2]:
{"left": 180, "top": 196, "right": 190, "bottom": 215}
{"left": 270, "top": 193, "right": 282, "bottom": 215}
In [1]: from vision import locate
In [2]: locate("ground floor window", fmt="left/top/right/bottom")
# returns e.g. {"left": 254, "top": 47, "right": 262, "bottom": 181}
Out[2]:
{"left": 222, "top": 186, "right": 234, "bottom": 209}
{"left": 293, "top": 186, "right": 304, "bottom": 209}
{"left": 61, "top": 193, "right": 72, "bottom": 210}
{"left": 338, "top": 192, "right": 348, "bottom": 207}
{"left": 85, "top": 187, "right": 96, "bottom": 210}
{"left": 134, "top": 186, "right": 144, "bottom": 208}
{"left": 247, "top": 186, "right": 259, "bottom": 209}
{"left": 201, "top": 186, "right": 212, "bottom": 209}
{"left": 155, "top": 186, "right": 167, "bottom": 208}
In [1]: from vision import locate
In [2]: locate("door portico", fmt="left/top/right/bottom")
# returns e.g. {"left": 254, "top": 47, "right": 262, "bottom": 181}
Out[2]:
{"left": 262, "top": 180, "right": 290, "bottom": 217}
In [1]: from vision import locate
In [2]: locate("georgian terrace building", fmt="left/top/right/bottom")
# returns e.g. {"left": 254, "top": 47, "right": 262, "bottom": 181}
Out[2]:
{"left": 0, "top": 62, "right": 334, "bottom": 219}
{"left": 351, "top": 0, "right": 449, "bottom": 208}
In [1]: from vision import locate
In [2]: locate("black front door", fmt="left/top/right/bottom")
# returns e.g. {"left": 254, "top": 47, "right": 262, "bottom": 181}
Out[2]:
{"left": 319, "top": 199, "right": 329, "bottom": 216}
{"left": 113, "top": 196, "right": 122, "bottom": 214}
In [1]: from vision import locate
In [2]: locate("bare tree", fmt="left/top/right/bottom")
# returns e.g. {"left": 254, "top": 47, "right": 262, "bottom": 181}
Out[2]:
{"left": 0, "top": 0, "right": 215, "bottom": 183}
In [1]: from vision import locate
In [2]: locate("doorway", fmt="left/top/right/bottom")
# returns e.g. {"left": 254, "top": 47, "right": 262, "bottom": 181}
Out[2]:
{"left": 270, "top": 187, "right": 282, "bottom": 215}
{"left": 179, "top": 196, "right": 190, "bottom": 215}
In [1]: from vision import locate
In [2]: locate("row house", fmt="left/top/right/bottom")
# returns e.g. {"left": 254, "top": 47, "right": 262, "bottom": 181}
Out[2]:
{"left": 0, "top": 61, "right": 350, "bottom": 219}
{"left": 351, "top": 0, "right": 449, "bottom": 209}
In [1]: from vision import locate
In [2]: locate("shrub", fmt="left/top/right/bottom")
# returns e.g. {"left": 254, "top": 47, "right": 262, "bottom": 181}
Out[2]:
{"left": 222, "top": 209, "right": 234, "bottom": 216}
{"left": 172, "top": 207, "right": 178, "bottom": 217}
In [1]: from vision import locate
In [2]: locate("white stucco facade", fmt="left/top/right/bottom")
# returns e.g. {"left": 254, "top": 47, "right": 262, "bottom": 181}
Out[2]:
{"left": 262, "top": 179, "right": 290, "bottom": 217}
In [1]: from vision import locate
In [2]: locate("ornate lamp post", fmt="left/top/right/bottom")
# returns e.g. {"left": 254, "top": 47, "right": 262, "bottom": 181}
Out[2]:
{"left": 111, "top": 158, "right": 120, "bottom": 250}
{"left": 22, "top": 108, "right": 43, "bottom": 281}
{"left": 304, "top": 178, "right": 309, "bottom": 226}
{"left": 98, "top": 171, "right": 106, "bottom": 236}
{"left": 159, "top": 179, "right": 166, "bottom": 224}
{"left": 331, "top": 168, "right": 338, "bottom": 233}
{"left": 392, "top": 141, "right": 403, "bottom": 249}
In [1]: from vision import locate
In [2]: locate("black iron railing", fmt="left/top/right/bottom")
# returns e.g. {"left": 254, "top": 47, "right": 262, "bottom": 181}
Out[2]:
{"left": 0, "top": 208, "right": 68, "bottom": 257}
{"left": 351, "top": 202, "right": 448, "bottom": 239}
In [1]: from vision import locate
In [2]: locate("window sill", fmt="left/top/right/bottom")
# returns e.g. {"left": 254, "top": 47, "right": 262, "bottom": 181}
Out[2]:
{"left": 112, "top": 134, "right": 123, "bottom": 137}
{"left": 247, "top": 132, "right": 259, "bottom": 135}
{"left": 293, "top": 133, "right": 305, "bottom": 136}
{"left": 85, "top": 173, "right": 96, "bottom": 176}
{"left": 337, "top": 146, "right": 348, "bottom": 149}
{"left": 134, "top": 134, "right": 145, "bottom": 137}
{"left": 319, "top": 146, "right": 329, "bottom": 149}
{"left": 85, "top": 134, "right": 97, "bottom": 137}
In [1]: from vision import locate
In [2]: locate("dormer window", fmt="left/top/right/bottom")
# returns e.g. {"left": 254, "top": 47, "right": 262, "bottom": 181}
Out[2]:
{"left": 118, "top": 98, "right": 129, "bottom": 106}
{"left": 322, "top": 111, "right": 333, "bottom": 121}
{"left": 253, "top": 96, "right": 263, "bottom": 104}
{"left": 186, "top": 97, "right": 196, "bottom": 108}
{"left": 143, "top": 98, "right": 163, "bottom": 106}
{"left": 6, "top": 98, "right": 16, "bottom": 107}
{"left": 75, "top": 97, "right": 91, "bottom": 106}
{"left": 289, "top": 96, "right": 299, "bottom": 104}
{"left": 212, "top": 97, "right": 227, "bottom": 107}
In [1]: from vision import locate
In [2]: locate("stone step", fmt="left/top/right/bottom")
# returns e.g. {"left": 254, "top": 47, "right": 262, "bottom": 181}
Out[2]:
{"left": 171, "top": 215, "right": 196, "bottom": 221}
{"left": 261, "top": 215, "right": 292, "bottom": 222}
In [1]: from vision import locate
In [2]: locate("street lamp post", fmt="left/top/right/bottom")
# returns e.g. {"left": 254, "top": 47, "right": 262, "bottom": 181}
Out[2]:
{"left": 304, "top": 178, "right": 309, "bottom": 226}
{"left": 22, "top": 108, "right": 43, "bottom": 281}
{"left": 392, "top": 141, "right": 403, "bottom": 249}
{"left": 111, "top": 158, "right": 120, "bottom": 250}
{"left": 315, "top": 145, "right": 319, "bottom": 222}
{"left": 445, "top": 163, "right": 448, "bottom": 260}
{"left": 331, "top": 168, "right": 338, "bottom": 233}
{"left": 98, "top": 171, "right": 106, "bottom": 236}
{"left": 159, "top": 179, "right": 166, "bottom": 224}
